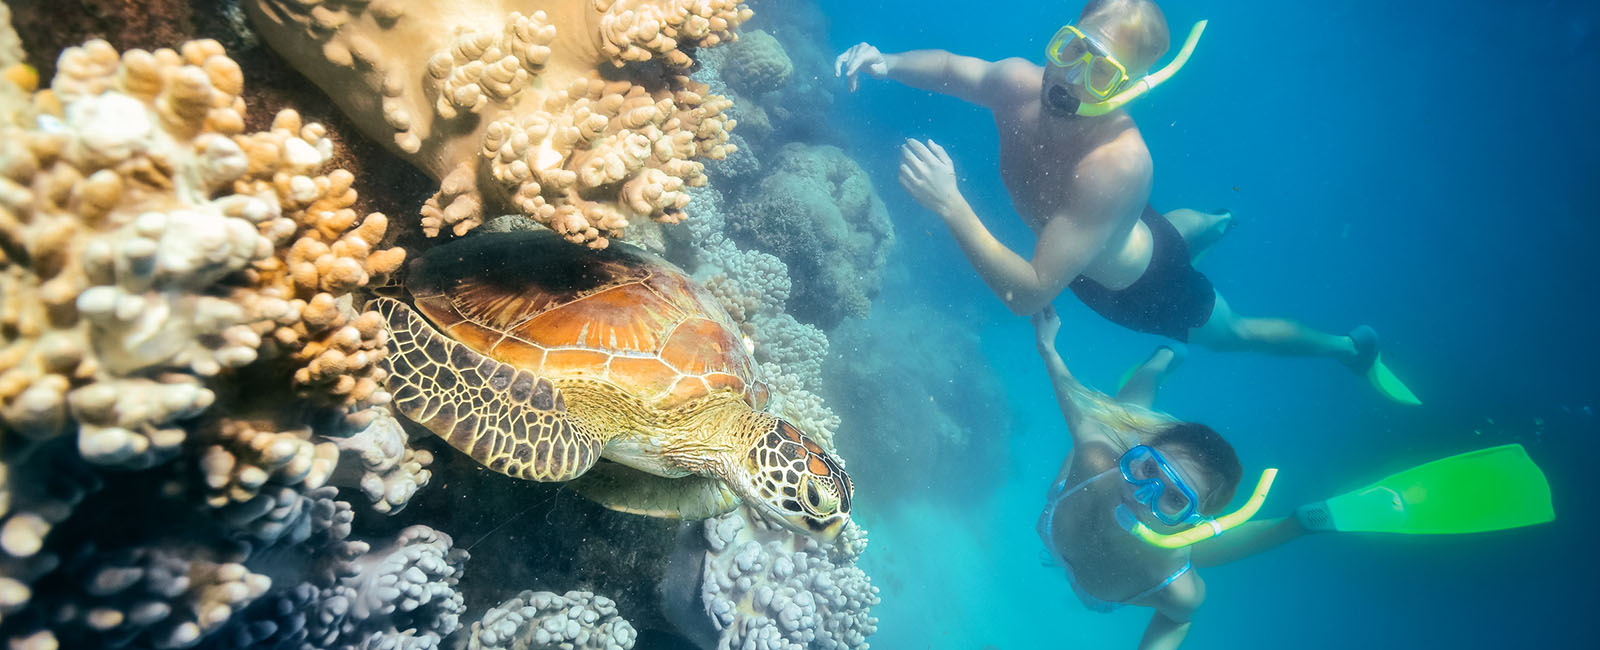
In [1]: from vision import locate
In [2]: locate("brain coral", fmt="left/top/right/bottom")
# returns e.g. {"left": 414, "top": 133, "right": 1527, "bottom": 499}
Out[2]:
{"left": 727, "top": 143, "right": 895, "bottom": 329}
{"left": 244, "top": 0, "right": 752, "bottom": 248}
{"left": 721, "top": 29, "right": 792, "bottom": 97}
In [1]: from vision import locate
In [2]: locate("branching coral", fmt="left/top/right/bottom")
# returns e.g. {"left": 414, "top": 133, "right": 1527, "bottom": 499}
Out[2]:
{"left": 468, "top": 590, "right": 637, "bottom": 650}
{"left": 693, "top": 507, "right": 878, "bottom": 650}
{"left": 727, "top": 143, "right": 894, "bottom": 329}
{"left": 244, "top": 0, "right": 751, "bottom": 248}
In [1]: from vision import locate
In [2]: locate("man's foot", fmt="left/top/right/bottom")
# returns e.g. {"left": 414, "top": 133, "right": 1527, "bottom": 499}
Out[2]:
{"left": 1344, "top": 326, "right": 1422, "bottom": 406}
{"left": 1344, "top": 325, "right": 1380, "bottom": 374}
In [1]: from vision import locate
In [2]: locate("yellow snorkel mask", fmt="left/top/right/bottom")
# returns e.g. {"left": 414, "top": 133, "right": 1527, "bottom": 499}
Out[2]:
{"left": 1118, "top": 467, "right": 1279, "bottom": 549}
{"left": 1042, "top": 19, "right": 1208, "bottom": 117}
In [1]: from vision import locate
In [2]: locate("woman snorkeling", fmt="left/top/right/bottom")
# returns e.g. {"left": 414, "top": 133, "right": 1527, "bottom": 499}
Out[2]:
{"left": 1032, "top": 307, "right": 1552, "bottom": 649}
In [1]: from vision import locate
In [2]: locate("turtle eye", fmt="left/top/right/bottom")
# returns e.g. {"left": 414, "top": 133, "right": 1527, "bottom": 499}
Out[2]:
{"left": 800, "top": 477, "right": 838, "bottom": 516}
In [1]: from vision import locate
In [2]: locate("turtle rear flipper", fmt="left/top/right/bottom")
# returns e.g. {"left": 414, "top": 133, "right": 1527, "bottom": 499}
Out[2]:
{"left": 376, "top": 297, "right": 604, "bottom": 482}
{"left": 568, "top": 461, "right": 741, "bottom": 519}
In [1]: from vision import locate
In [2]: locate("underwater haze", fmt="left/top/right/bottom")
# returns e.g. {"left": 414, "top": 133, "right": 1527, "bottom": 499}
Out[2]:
{"left": 821, "top": 0, "right": 1597, "bottom": 648}
{"left": 0, "top": 0, "right": 1594, "bottom": 648}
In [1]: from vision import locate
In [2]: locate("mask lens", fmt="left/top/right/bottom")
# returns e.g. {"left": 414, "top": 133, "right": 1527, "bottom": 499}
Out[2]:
{"left": 1087, "top": 58, "right": 1126, "bottom": 98}
{"left": 1156, "top": 485, "right": 1195, "bottom": 518}
{"left": 1047, "top": 26, "right": 1090, "bottom": 67}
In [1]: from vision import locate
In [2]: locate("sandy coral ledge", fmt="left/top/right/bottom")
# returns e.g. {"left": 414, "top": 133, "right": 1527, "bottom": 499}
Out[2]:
{"left": 244, "top": 0, "right": 753, "bottom": 248}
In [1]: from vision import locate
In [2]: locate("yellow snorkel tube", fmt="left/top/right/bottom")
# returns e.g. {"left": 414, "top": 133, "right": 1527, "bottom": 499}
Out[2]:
{"left": 1128, "top": 467, "right": 1277, "bottom": 549}
{"left": 1074, "top": 20, "right": 1208, "bottom": 117}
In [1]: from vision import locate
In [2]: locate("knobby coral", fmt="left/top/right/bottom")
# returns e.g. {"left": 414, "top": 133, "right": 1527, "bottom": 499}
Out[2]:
{"left": 679, "top": 187, "right": 839, "bottom": 450}
{"left": 244, "top": 0, "right": 751, "bottom": 248}
{"left": 683, "top": 506, "right": 878, "bottom": 650}
{"left": 727, "top": 143, "right": 894, "bottom": 329}
{"left": 0, "top": 33, "right": 440, "bottom": 645}
{"left": 0, "top": 37, "right": 405, "bottom": 469}
{"left": 468, "top": 589, "right": 637, "bottom": 650}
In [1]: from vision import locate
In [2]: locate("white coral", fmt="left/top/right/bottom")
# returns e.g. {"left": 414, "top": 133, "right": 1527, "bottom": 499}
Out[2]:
{"left": 698, "top": 507, "right": 878, "bottom": 650}
{"left": 469, "top": 590, "right": 637, "bottom": 650}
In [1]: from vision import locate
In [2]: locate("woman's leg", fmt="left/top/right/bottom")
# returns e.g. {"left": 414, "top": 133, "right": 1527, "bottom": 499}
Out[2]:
{"left": 1116, "top": 345, "right": 1188, "bottom": 409}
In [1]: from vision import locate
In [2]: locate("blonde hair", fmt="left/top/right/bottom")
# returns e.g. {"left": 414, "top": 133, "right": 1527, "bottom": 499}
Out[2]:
{"left": 1077, "top": 0, "right": 1171, "bottom": 74}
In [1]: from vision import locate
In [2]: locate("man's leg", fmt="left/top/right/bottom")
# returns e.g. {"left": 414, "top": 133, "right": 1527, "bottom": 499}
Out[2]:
{"left": 1162, "top": 208, "right": 1233, "bottom": 262}
{"left": 1116, "top": 345, "right": 1188, "bottom": 409}
{"left": 1188, "top": 292, "right": 1361, "bottom": 362}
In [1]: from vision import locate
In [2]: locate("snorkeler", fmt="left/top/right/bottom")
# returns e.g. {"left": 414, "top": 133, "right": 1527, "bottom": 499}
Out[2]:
{"left": 1029, "top": 306, "right": 1553, "bottom": 649}
{"left": 834, "top": 0, "right": 1418, "bottom": 404}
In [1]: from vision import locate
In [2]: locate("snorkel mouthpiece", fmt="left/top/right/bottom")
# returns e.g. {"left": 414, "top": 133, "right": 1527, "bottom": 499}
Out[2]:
{"left": 1072, "top": 19, "right": 1208, "bottom": 117}
{"left": 1128, "top": 468, "right": 1278, "bottom": 549}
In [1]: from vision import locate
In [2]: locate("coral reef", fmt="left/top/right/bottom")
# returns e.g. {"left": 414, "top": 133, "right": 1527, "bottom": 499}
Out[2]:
{"left": 323, "top": 407, "right": 433, "bottom": 516}
{"left": 211, "top": 524, "right": 466, "bottom": 650}
{"left": 243, "top": 0, "right": 752, "bottom": 248}
{"left": 726, "top": 143, "right": 894, "bottom": 329}
{"left": 0, "top": 31, "right": 445, "bottom": 647}
{"left": 721, "top": 30, "right": 792, "bottom": 98}
{"left": 468, "top": 590, "right": 636, "bottom": 650}
{"left": 662, "top": 506, "right": 878, "bottom": 650}
{"left": 669, "top": 186, "right": 839, "bottom": 450}
{"left": 824, "top": 306, "right": 1011, "bottom": 503}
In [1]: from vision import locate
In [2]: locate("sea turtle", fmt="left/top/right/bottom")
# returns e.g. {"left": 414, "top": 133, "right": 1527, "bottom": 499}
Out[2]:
{"left": 372, "top": 231, "right": 853, "bottom": 541}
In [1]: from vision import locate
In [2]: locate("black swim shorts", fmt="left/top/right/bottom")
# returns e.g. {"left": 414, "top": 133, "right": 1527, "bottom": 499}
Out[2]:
{"left": 1068, "top": 206, "right": 1216, "bottom": 341}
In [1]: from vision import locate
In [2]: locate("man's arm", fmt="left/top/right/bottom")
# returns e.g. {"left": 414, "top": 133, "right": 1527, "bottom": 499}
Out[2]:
{"left": 900, "top": 138, "right": 1150, "bottom": 316}
{"left": 836, "top": 44, "right": 1037, "bottom": 108}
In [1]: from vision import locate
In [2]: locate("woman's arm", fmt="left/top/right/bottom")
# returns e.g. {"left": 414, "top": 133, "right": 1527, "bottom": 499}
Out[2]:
{"left": 1034, "top": 307, "right": 1089, "bottom": 435}
{"left": 1137, "top": 572, "right": 1205, "bottom": 650}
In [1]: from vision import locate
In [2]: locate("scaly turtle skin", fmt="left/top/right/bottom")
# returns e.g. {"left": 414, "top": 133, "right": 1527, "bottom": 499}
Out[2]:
{"left": 374, "top": 231, "right": 852, "bottom": 540}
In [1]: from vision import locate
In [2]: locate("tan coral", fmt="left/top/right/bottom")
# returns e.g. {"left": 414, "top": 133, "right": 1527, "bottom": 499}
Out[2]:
{"left": 244, "top": 0, "right": 749, "bottom": 248}
{"left": 198, "top": 419, "right": 338, "bottom": 512}
{"left": 0, "top": 39, "right": 402, "bottom": 473}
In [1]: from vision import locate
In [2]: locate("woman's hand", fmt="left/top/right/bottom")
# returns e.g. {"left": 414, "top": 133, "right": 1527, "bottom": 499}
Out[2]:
{"left": 834, "top": 43, "right": 889, "bottom": 92}
{"left": 1033, "top": 306, "right": 1062, "bottom": 355}
{"left": 898, "top": 139, "right": 968, "bottom": 220}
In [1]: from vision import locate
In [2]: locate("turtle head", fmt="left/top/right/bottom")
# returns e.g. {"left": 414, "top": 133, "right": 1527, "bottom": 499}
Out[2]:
{"left": 734, "top": 417, "right": 854, "bottom": 542}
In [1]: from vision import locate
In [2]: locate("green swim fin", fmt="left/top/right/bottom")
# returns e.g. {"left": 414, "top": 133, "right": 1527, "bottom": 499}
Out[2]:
{"left": 1368, "top": 355, "right": 1422, "bottom": 406}
{"left": 1297, "top": 444, "right": 1554, "bottom": 535}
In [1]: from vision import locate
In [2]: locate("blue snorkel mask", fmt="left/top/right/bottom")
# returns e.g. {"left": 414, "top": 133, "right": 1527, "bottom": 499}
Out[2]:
{"left": 1119, "top": 445, "right": 1203, "bottom": 526}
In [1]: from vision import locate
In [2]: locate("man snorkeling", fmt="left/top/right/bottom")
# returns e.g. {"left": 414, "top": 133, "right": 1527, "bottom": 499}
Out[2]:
{"left": 835, "top": 0, "right": 1418, "bottom": 404}
{"left": 1030, "top": 306, "right": 1553, "bottom": 649}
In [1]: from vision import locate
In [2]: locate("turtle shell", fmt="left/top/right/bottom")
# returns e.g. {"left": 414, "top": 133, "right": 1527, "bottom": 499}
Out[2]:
{"left": 406, "top": 231, "right": 769, "bottom": 411}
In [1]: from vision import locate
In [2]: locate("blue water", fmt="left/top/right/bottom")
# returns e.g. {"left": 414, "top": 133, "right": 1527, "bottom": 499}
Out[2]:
{"left": 810, "top": 0, "right": 1599, "bottom": 647}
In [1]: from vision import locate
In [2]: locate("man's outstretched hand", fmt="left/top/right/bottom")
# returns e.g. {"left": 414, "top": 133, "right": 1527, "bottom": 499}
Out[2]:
{"left": 898, "top": 139, "right": 967, "bottom": 219}
{"left": 835, "top": 43, "right": 888, "bottom": 92}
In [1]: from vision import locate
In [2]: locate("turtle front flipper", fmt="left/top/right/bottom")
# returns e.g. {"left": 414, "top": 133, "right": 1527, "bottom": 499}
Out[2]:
{"left": 375, "top": 297, "right": 603, "bottom": 482}
{"left": 568, "top": 461, "right": 741, "bottom": 519}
